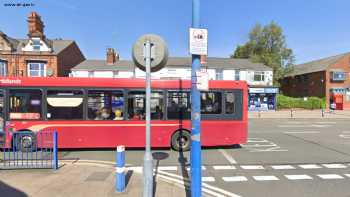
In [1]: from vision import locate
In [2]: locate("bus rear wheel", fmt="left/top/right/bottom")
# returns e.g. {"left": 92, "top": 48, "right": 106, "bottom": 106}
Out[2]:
{"left": 171, "top": 130, "right": 191, "bottom": 152}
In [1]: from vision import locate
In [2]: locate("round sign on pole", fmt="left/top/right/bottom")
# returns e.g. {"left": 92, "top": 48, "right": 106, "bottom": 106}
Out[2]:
{"left": 132, "top": 34, "right": 168, "bottom": 72}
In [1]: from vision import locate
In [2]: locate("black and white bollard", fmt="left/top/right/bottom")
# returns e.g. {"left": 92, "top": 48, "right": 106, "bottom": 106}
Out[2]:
{"left": 115, "top": 145, "right": 125, "bottom": 193}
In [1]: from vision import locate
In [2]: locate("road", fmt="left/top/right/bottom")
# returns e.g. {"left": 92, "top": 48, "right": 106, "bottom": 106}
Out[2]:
{"left": 60, "top": 118, "right": 350, "bottom": 197}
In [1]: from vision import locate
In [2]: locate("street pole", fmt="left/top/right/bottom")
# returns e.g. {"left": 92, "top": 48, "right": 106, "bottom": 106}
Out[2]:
{"left": 143, "top": 40, "right": 153, "bottom": 197}
{"left": 191, "top": 0, "right": 202, "bottom": 196}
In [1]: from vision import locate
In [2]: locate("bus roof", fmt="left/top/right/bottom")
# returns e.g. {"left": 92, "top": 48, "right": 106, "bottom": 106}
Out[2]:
{"left": 0, "top": 77, "right": 247, "bottom": 90}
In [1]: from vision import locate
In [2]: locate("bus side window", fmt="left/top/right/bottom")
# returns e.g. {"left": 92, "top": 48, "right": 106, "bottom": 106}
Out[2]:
{"left": 128, "top": 91, "right": 164, "bottom": 120}
{"left": 167, "top": 92, "right": 190, "bottom": 120}
{"left": 47, "top": 90, "right": 83, "bottom": 120}
{"left": 225, "top": 92, "right": 235, "bottom": 114}
{"left": 9, "top": 89, "right": 42, "bottom": 120}
{"left": 200, "top": 92, "right": 222, "bottom": 114}
{"left": 87, "top": 90, "right": 124, "bottom": 120}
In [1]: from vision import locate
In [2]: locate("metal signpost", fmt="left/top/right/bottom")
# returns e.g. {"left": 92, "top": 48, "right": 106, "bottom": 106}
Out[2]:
{"left": 132, "top": 34, "right": 168, "bottom": 197}
{"left": 190, "top": 0, "right": 208, "bottom": 196}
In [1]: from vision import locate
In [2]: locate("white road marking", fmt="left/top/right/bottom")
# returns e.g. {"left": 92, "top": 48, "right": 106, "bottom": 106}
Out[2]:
{"left": 317, "top": 174, "right": 344, "bottom": 179}
{"left": 187, "top": 166, "right": 206, "bottom": 171}
{"left": 271, "top": 165, "right": 296, "bottom": 170}
{"left": 218, "top": 149, "right": 237, "bottom": 164}
{"left": 344, "top": 174, "right": 350, "bottom": 178}
{"left": 213, "top": 165, "right": 236, "bottom": 170}
{"left": 278, "top": 125, "right": 331, "bottom": 128}
{"left": 322, "top": 164, "right": 347, "bottom": 169}
{"left": 157, "top": 166, "right": 178, "bottom": 171}
{"left": 298, "top": 164, "right": 322, "bottom": 169}
{"left": 285, "top": 175, "right": 313, "bottom": 180}
{"left": 314, "top": 121, "right": 337, "bottom": 124}
{"left": 202, "top": 177, "right": 215, "bottom": 182}
{"left": 284, "top": 131, "right": 320, "bottom": 134}
{"left": 253, "top": 176, "right": 279, "bottom": 181}
{"left": 241, "top": 165, "right": 265, "bottom": 170}
{"left": 222, "top": 176, "right": 248, "bottom": 182}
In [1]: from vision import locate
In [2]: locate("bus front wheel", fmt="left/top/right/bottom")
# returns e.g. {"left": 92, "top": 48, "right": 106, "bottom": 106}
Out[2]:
{"left": 14, "top": 132, "right": 36, "bottom": 152}
{"left": 171, "top": 130, "right": 191, "bottom": 152}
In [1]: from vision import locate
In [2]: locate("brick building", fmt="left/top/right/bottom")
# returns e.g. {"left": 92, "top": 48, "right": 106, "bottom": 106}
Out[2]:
{"left": 280, "top": 53, "right": 350, "bottom": 110}
{"left": 0, "top": 12, "right": 85, "bottom": 77}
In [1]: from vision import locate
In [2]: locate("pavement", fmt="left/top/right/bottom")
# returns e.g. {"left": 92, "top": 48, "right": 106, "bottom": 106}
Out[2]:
{"left": 249, "top": 109, "right": 350, "bottom": 119}
{"left": 0, "top": 160, "right": 188, "bottom": 197}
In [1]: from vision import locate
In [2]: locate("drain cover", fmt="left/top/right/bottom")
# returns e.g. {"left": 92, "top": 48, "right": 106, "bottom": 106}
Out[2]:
{"left": 85, "top": 171, "right": 111, "bottom": 182}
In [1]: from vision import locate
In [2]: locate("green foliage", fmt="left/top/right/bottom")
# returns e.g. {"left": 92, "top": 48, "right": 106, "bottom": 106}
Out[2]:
{"left": 277, "top": 94, "right": 326, "bottom": 110}
{"left": 232, "top": 22, "right": 295, "bottom": 86}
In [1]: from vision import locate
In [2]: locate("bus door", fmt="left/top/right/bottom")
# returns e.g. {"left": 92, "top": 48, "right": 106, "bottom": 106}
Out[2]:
{"left": 0, "top": 89, "right": 5, "bottom": 146}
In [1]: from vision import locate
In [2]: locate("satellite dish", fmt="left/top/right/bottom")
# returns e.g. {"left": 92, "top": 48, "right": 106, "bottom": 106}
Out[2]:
{"left": 132, "top": 34, "right": 168, "bottom": 72}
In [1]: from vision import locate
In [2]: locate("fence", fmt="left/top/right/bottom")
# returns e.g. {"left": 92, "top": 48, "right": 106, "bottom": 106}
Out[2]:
{"left": 0, "top": 131, "right": 58, "bottom": 170}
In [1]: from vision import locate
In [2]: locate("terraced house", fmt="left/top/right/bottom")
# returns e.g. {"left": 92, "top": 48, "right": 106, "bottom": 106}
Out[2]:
{"left": 0, "top": 12, "right": 85, "bottom": 77}
{"left": 280, "top": 52, "right": 350, "bottom": 110}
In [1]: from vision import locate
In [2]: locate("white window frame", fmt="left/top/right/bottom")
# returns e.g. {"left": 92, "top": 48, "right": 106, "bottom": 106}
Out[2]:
{"left": 0, "top": 60, "right": 7, "bottom": 76}
{"left": 216, "top": 69, "right": 223, "bottom": 80}
{"left": 31, "top": 38, "right": 41, "bottom": 51}
{"left": 253, "top": 71, "right": 265, "bottom": 82}
{"left": 27, "top": 62, "right": 47, "bottom": 77}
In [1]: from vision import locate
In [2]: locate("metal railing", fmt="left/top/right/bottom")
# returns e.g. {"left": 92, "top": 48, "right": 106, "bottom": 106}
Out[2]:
{"left": 0, "top": 131, "right": 58, "bottom": 170}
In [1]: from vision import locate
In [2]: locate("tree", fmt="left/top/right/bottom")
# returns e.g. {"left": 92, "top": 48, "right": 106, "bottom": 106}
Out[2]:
{"left": 232, "top": 22, "right": 294, "bottom": 85}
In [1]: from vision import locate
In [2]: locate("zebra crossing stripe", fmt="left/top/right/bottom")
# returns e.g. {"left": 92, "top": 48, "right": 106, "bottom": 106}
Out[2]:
{"left": 344, "top": 174, "right": 350, "bottom": 178}
{"left": 222, "top": 176, "right": 248, "bottom": 182}
{"left": 317, "top": 174, "right": 344, "bottom": 179}
{"left": 322, "top": 164, "right": 347, "bottom": 169}
{"left": 285, "top": 175, "right": 313, "bottom": 180}
{"left": 298, "top": 164, "right": 322, "bottom": 169}
{"left": 253, "top": 176, "right": 279, "bottom": 181}
{"left": 240, "top": 165, "right": 264, "bottom": 170}
{"left": 158, "top": 166, "right": 178, "bottom": 171}
{"left": 213, "top": 165, "right": 236, "bottom": 170}
{"left": 271, "top": 165, "right": 295, "bottom": 170}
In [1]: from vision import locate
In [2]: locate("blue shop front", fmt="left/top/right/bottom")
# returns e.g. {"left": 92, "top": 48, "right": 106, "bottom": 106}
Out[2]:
{"left": 248, "top": 87, "right": 279, "bottom": 111}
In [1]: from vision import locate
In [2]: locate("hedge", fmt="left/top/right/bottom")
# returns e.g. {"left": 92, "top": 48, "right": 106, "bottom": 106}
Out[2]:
{"left": 277, "top": 94, "right": 326, "bottom": 110}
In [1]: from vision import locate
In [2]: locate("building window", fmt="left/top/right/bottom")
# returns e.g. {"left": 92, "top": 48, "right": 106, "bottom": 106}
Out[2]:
{"left": 32, "top": 38, "right": 41, "bottom": 51}
{"left": 27, "top": 62, "right": 46, "bottom": 77}
{"left": 0, "top": 60, "right": 7, "bottom": 76}
{"left": 331, "top": 71, "right": 346, "bottom": 81}
{"left": 216, "top": 69, "right": 223, "bottom": 80}
{"left": 253, "top": 71, "right": 265, "bottom": 82}
{"left": 234, "top": 70, "right": 240, "bottom": 80}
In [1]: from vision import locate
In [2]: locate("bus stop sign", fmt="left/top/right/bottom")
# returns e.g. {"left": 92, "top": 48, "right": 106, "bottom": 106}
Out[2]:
{"left": 132, "top": 34, "right": 168, "bottom": 72}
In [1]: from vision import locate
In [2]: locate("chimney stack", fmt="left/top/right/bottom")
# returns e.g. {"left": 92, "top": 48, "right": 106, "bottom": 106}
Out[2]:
{"left": 27, "top": 12, "right": 45, "bottom": 39}
{"left": 106, "top": 48, "right": 119, "bottom": 65}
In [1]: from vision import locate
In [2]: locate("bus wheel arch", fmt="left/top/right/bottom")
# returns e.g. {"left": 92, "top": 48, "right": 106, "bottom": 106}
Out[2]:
{"left": 171, "top": 129, "right": 191, "bottom": 152}
{"left": 12, "top": 130, "right": 37, "bottom": 152}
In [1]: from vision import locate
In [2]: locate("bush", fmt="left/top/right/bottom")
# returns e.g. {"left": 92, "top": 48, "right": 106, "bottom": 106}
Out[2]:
{"left": 277, "top": 94, "right": 326, "bottom": 110}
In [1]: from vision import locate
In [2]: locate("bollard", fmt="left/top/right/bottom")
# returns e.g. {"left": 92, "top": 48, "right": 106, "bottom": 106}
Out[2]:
{"left": 290, "top": 109, "right": 293, "bottom": 118}
{"left": 321, "top": 108, "right": 325, "bottom": 118}
{"left": 116, "top": 145, "right": 125, "bottom": 193}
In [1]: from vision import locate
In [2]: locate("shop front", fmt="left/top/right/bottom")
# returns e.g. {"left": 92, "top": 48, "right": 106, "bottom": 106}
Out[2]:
{"left": 248, "top": 87, "right": 279, "bottom": 111}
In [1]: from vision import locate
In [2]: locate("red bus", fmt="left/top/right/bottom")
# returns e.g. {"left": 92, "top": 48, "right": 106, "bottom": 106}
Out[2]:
{"left": 0, "top": 77, "right": 247, "bottom": 151}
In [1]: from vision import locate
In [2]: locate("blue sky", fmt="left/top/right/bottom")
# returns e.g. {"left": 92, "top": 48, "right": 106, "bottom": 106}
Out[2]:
{"left": 1, "top": 0, "right": 350, "bottom": 64}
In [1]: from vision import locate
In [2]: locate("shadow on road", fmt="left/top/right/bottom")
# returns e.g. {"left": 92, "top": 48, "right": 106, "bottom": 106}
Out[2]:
{"left": 0, "top": 181, "right": 28, "bottom": 197}
{"left": 152, "top": 151, "right": 169, "bottom": 197}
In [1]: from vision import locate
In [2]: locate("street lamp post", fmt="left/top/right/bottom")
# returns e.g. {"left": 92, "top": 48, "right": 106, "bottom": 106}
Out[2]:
{"left": 191, "top": 0, "right": 202, "bottom": 196}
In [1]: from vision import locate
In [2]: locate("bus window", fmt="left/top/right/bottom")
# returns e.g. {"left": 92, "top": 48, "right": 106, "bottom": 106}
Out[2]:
{"left": 88, "top": 90, "right": 124, "bottom": 120}
{"left": 128, "top": 91, "right": 164, "bottom": 120}
{"left": 201, "top": 92, "right": 222, "bottom": 114}
{"left": 0, "top": 90, "right": 4, "bottom": 131}
{"left": 47, "top": 90, "right": 83, "bottom": 120}
{"left": 9, "top": 89, "right": 42, "bottom": 120}
{"left": 225, "top": 92, "right": 235, "bottom": 114}
{"left": 167, "top": 92, "right": 191, "bottom": 120}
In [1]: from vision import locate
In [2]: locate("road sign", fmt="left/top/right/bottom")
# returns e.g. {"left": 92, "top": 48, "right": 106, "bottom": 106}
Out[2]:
{"left": 132, "top": 34, "right": 168, "bottom": 72}
{"left": 189, "top": 28, "right": 208, "bottom": 55}
{"left": 196, "top": 70, "right": 209, "bottom": 91}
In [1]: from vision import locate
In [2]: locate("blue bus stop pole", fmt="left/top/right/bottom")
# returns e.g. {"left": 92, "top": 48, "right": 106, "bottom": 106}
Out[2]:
{"left": 116, "top": 145, "right": 125, "bottom": 192}
{"left": 191, "top": 0, "right": 202, "bottom": 196}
